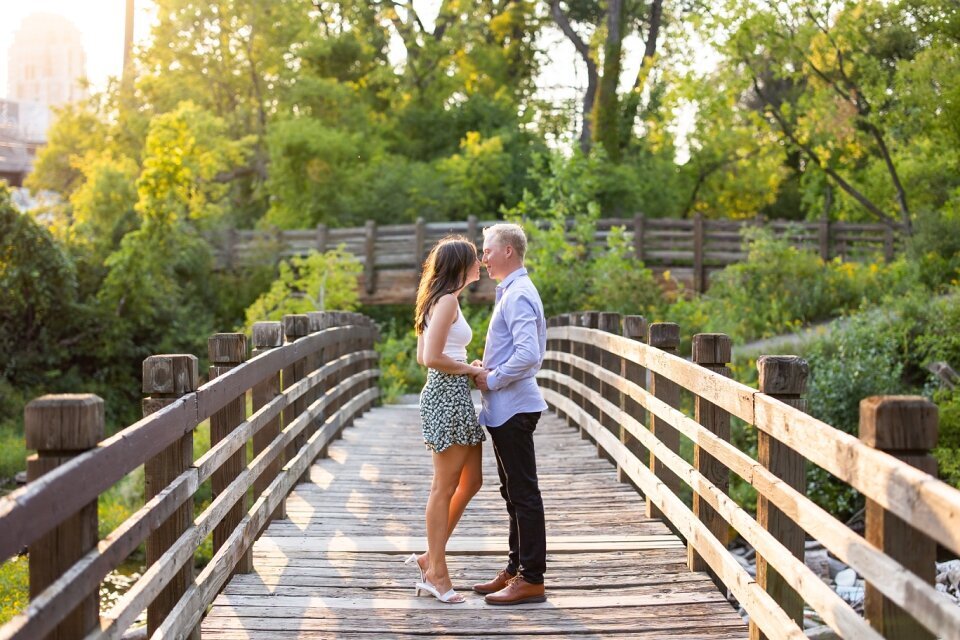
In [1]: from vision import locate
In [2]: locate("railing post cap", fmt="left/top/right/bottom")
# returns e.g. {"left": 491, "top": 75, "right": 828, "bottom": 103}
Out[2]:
{"left": 566, "top": 312, "right": 581, "bottom": 326}
{"left": 757, "top": 355, "right": 809, "bottom": 395}
{"left": 580, "top": 311, "right": 600, "bottom": 328}
{"left": 859, "top": 395, "right": 939, "bottom": 450}
{"left": 648, "top": 322, "right": 680, "bottom": 348}
{"left": 306, "top": 311, "right": 330, "bottom": 332}
{"left": 208, "top": 333, "right": 247, "bottom": 363}
{"left": 25, "top": 394, "right": 104, "bottom": 451}
{"left": 142, "top": 355, "right": 199, "bottom": 395}
{"left": 623, "top": 315, "right": 648, "bottom": 339}
{"left": 252, "top": 321, "right": 283, "bottom": 348}
{"left": 692, "top": 334, "right": 732, "bottom": 364}
{"left": 283, "top": 314, "right": 310, "bottom": 338}
{"left": 597, "top": 312, "right": 621, "bottom": 332}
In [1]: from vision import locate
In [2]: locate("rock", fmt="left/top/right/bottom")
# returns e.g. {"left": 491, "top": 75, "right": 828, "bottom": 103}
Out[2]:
{"left": 805, "top": 539, "right": 824, "bottom": 551}
{"left": 835, "top": 568, "right": 857, "bottom": 587}
{"left": 827, "top": 557, "right": 847, "bottom": 579}
{"left": 805, "top": 625, "right": 841, "bottom": 639}
{"left": 836, "top": 585, "right": 865, "bottom": 606}
{"left": 805, "top": 549, "right": 831, "bottom": 581}
{"left": 14, "top": 471, "right": 27, "bottom": 485}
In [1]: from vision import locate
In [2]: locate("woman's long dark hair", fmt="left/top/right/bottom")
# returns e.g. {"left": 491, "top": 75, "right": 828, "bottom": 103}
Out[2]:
{"left": 414, "top": 236, "right": 477, "bottom": 335}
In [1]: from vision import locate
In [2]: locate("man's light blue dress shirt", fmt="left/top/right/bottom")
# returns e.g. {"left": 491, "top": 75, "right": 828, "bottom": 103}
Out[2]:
{"left": 478, "top": 267, "right": 548, "bottom": 428}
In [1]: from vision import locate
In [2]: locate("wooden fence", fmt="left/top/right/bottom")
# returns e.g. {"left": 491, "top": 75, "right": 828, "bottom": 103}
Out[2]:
{"left": 540, "top": 311, "right": 960, "bottom": 640}
{"left": 0, "top": 311, "right": 380, "bottom": 640}
{"left": 212, "top": 215, "right": 906, "bottom": 303}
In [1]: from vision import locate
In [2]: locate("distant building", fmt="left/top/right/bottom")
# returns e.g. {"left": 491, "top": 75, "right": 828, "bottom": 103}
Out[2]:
{"left": 0, "top": 99, "right": 48, "bottom": 187}
{"left": 2, "top": 13, "right": 87, "bottom": 188}
{"left": 8, "top": 13, "right": 88, "bottom": 107}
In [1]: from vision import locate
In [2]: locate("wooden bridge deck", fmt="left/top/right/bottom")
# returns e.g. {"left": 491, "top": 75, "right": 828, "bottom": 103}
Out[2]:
{"left": 201, "top": 404, "right": 747, "bottom": 639}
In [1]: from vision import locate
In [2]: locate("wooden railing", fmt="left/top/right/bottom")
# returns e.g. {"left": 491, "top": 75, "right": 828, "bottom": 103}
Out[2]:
{"left": 212, "top": 215, "right": 907, "bottom": 303}
{"left": 0, "top": 311, "right": 380, "bottom": 640}
{"left": 539, "top": 312, "right": 960, "bottom": 640}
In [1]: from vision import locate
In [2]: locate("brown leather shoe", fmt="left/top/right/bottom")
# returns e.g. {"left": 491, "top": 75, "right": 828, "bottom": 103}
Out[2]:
{"left": 472, "top": 569, "right": 515, "bottom": 595}
{"left": 484, "top": 575, "right": 546, "bottom": 605}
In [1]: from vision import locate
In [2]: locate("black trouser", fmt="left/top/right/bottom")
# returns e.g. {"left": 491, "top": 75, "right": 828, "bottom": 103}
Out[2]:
{"left": 487, "top": 411, "right": 546, "bottom": 584}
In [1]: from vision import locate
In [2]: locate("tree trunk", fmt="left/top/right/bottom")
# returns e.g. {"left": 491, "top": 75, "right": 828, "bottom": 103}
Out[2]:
{"left": 594, "top": 0, "right": 625, "bottom": 161}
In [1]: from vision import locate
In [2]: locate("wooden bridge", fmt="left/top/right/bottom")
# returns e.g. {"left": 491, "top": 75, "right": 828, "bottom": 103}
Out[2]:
{"left": 2, "top": 310, "right": 959, "bottom": 639}
{"left": 212, "top": 216, "right": 906, "bottom": 304}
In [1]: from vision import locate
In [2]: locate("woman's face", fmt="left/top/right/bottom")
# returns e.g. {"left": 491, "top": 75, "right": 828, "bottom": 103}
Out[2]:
{"left": 464, "top": 251, "right": 481, "bottom": 286}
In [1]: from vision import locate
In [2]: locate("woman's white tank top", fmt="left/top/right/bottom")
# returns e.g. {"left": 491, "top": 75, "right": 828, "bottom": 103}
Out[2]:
{"left": 426, "top": 304, "right": 471, "bottom": 361}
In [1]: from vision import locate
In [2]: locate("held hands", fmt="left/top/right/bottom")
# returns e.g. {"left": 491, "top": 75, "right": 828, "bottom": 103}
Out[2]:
{"left": 468, "top": 360, "right": 491, "bottom": 391}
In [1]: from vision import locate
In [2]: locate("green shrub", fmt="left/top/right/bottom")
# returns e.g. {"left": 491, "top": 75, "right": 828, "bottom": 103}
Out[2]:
{"left": 804, "top": 310, "right": 911, "bottom": 519}
{"left": 244, "top": 247, "right": 361, "bottom": 327}
{"left": 933, "top": 387, "right": 960, "bottom": 489}
{"left": 0, "top": 555, "right": 27, "bottom": 625}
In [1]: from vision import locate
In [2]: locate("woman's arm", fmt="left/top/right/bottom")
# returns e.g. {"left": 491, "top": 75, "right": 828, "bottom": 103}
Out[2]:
{"left": 422, "top": 295, "right": 484, "bottom": 376}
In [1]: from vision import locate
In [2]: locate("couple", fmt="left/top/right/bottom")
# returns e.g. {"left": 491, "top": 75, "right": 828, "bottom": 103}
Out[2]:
{"left": 407, "top": 223, "right": 548, "bottom": 606}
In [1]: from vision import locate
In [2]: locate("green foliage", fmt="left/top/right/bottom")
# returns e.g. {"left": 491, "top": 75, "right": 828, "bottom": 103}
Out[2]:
{"left": 933, "top": 387, "right": 960, "bottom": 490}
{"left": 507, "top": 152, "right": 665, "bottom": 318}
{"left": 0, "top": 185, "right": 77, "bottom": 386}
{"left": 0, "top": 555, "right": 27, "bottom": 626}
{"left": 244, "top": 249, "right": 361, "bottom": 327}
{"left": 674, "top": 227, "right": 910, "bottom": 343}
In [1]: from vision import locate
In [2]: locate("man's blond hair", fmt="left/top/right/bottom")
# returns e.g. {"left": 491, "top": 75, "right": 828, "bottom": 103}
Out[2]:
{"left": 483, "top": 223, "right": 527, "bottom": 260}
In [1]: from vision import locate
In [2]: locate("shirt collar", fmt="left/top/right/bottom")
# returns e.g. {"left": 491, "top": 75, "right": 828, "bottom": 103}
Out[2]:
{"left": 496, "top": 267, "right": 528, "bottom": 292}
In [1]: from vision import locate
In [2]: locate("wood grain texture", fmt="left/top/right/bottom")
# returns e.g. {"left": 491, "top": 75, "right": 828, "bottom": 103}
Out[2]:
{"left": 199, "top": 406, "right": 745, "bottom": 639}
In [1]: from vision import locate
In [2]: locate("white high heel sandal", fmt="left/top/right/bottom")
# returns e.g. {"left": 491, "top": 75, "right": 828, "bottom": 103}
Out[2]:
{"left": 415, "top": 579, "right": 466, "bottom": 604}
{"left": 404, "top": 553, "right": 425, "bottom": 582}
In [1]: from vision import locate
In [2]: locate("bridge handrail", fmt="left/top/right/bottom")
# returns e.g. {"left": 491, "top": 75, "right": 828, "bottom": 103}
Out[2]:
{"left": 0, "top": 311, "right": 381, "bottom": 640}
{"left": 541, "top": 317, "right": 960, "bottom": 640}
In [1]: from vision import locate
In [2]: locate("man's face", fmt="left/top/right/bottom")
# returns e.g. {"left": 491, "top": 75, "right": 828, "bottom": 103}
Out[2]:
{"left": 481, "top": 236, "right": 510, "bottom": 281}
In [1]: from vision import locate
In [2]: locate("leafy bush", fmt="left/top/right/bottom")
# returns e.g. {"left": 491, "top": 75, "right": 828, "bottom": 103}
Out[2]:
{"left": 701, "top": 226, "right": 907, "bottom": 342}
{"left": 244, "top": 248, "right": 361, "bottom": 327}
{"left": 933, "top": 387, "right": 960, "bottom": 490}
{"left": 0, "top": 184, "right": 78, "bottom": 386}
{"left": 905, "top": 205, "right": 960, "bottom": 291}
{"left": 0, "top": 556, "right": 27, "bottom": 626}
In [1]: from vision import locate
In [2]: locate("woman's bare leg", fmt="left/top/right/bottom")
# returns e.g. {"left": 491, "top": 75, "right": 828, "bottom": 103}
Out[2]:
{"left": 419, "top": 443, "right": 482, "bottom": 573}
{"left": 423, "top": 444, "right": 473, "bottom": 594}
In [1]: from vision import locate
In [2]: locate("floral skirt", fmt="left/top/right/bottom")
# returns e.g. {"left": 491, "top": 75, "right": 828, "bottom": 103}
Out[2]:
{"left": 419, "top": 367, "right": 485, "bottom": 454}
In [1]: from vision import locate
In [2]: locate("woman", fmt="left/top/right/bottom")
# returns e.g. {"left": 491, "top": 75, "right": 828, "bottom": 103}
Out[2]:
{"left": 404, "top": 236, "right": 486, "bottom": 604}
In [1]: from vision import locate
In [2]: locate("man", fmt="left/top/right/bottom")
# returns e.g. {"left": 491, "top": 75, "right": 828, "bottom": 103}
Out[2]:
{"left": 471, "top": 223, "right": 548, "bottom": 605}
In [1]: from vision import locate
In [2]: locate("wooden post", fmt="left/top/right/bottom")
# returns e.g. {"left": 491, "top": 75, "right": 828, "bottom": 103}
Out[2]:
{"left": 364, "top": 220, "right": 377, "bottom": 295}
{"left": 545, "top": 317, "right": 557, "bottom": 395}
{"left": 224, "top": 228, "right": 237, "bottom": 271}
{"left": 819, "top": 214, "right": 830, "bottom": 261}
{"left": 633, "top": 213, "right": 645, "bottom": 262}
{"left": 646, "top": 322, "right": 681, "bottom": 520}
{"left": 752, "top": 355, "right": 809, "bottom": 640}
{"left": 883, "top": 225, "right": 895, "bottom": 263}
{"left": 693, "top": 212, "right": 705, "bottom": 293}
{"left": 143, "top": 354, "right": 199, "bottom": 639}
{"left": 208, "top": 333, "right": 251, "bottom": 575}
{"left": 251, "top": 322, "right": 286, "bottom": 524}
{"left": 467, "top": 215, "right": 479, "bottom": 292}
{"left": 553, "top": 314, "right": 572, "bottom": 425}
{"left": 316, "top": 223, "right": 328, "bottom": 253}
{"left": 414, "top": 217, "right": 426, "bottom": 277}
{"left": 25, "top": 394, "right": 103, "bottom": 640}
{"left": 689, "top": 334, "right": 732, "bottom": 585}
{"left": 580, "top": 311, "right": 601, "bottom": 432}
{"left": 283, "top": 315, "right": 310, "bottom": 484}
{"left": 568, "top": 312, "right": 585, "bottom": 431}
{"left": 621, "top": 316, "right": 648, "bottom": 487}
{"left": 597, "top": 312, "right": 622, "bottom": 462}
{"left": 860, "top": 396, "right": 938, "bottom": 640}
